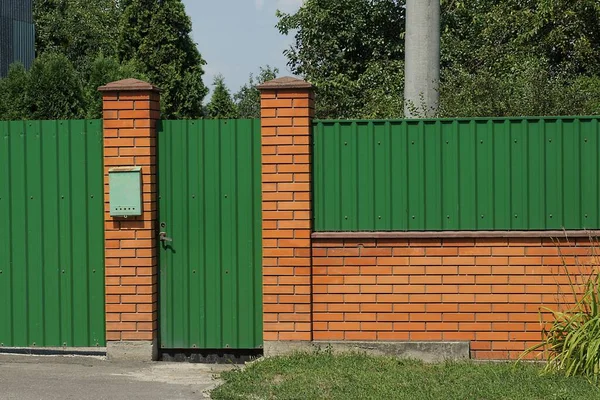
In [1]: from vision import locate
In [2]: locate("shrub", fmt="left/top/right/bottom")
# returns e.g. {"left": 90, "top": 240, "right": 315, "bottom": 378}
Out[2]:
{"left": 520, "top": 246, "right": 600, "bottom": 383}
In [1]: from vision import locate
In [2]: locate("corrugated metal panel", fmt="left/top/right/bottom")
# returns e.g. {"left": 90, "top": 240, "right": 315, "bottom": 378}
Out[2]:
{"left": 314, "top": 117, "right": 600, "bottom": 231}
{"left": 0, "top": 120, "right": 105, "bottom": 347}
{"left": 158, "top": 119, "right": 262, "bottom": 350}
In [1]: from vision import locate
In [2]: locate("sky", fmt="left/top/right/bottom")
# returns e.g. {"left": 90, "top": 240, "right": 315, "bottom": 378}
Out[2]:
{"left": 181, "top": 0, "right": 304, "bottom": 96}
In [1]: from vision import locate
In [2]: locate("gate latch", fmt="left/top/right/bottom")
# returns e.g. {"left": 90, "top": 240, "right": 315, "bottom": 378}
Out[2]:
{"left": 159, "top": 232, "right": 173, "bottom": 242}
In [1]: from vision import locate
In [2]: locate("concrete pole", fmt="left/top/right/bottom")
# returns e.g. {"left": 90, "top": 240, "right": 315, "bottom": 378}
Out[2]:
{"left": 404, "top": 0, "right": 441, "bottom": 118}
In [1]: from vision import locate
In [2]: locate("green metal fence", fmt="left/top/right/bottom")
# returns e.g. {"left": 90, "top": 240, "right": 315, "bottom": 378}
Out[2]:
{"left": 158, "top": 119, "right": 262, "bottom": 349}
{"left": 314, "top": 117, "right": 600, "bottom": 232}
{"left": 0, "top": 120, "right": 105, "bottom": 347}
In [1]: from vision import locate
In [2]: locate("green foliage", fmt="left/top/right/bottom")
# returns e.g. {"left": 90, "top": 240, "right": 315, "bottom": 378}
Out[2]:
{"left": 234, "top": 66, "right": 279, "bottom": 119}
{"left": 277, "top": 0, "right": 405, "bottom": 118}
{"left": 358, "top": 60, "right": 405, "bottom": 119}
{"left": 118, "top": 0, "right": 208, "bottom": 118}
{"left": 520, "top": 265, "right": 600, "bottom": 383}
{"left": 33, "top": 0, "right": 121, "bottom": 64}
{"left": 10, "top": 0, "right": 207, "bottom": 119}
{"left": 0, "top": 64, "right": 30, "bottom": 120}
{"left": 207, "top": 75, "right": 238, "bottom": 119}
{"left": 0, "top": 52, "right": 146, "bottom": 120}
{"left": 439, "top": 0, "right": 600, "bottom": 117}
{"left": 212, "top": 352, "right": 599, "bottom": 399}
{"left": 439, "top": 57, "right": 600, "bottom": 118}
{"left": 441, "top": 0, "right": 600, "bottom": 76}
{"left": 81, "top": 55, "right": 147, "bottom": 119}
{"left": 27, "top": 52, "right": 85, "bottom": 120}
{"left": 279, "top": 0, "right": 600, "bottom": 118}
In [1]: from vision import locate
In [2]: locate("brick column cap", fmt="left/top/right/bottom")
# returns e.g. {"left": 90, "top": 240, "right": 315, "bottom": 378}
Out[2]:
{"left": 257, "top": 76, "right": 313, "bottom": 91}
{"left": 98, "top": 78, "right": 161, "bottom": 93}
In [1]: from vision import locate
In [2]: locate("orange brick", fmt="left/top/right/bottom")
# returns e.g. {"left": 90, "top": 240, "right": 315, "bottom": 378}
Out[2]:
{"left": 426, "top": 248, "right": 458, "bottom": 256}
{"left": 106, "top": 322, "right": 137, "bottom": 331}
{"left": 378, "top": 332, "right": 410, "bottom": 340}
{"left": 361, "top": 303, "right": 393, "bottom": 312}
{"left": 410, "top": 332, "right": 443, "bottom": 340}
{"left": 122, "top": 331, "right": 154, "bottom": 340}
{"left": 345, "top": 331, "right": 377, "bottom": 340}
{"left": 360, "top": 266, "right": 392, "bottom": 275}
{"left": 278, "top": 332, "right": 312, "bottom": 341}
{"left": 329, "top": 322, "right": 361, "bottom": 331}
{"left": 103, "top": 100, "right": 134, "bottom": 110}
{"left": 314, "top": 331, "right": 344, "bottom": 340}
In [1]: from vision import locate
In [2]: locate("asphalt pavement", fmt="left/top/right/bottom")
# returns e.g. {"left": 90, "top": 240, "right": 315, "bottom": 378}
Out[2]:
{"left": 0, "top": 354, "right": 236, "bottom": 400}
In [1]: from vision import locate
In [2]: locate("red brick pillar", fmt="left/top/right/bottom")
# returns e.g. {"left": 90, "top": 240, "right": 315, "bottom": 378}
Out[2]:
{"left": 258, "top": 77, "right": 315, "bottom": 354}
{"left": 98, "top": 79, "right": 160, "bottom": 361}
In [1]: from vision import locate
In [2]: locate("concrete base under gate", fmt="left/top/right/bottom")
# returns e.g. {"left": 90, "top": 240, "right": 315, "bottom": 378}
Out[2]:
{"left": 107, "top": 340, "right": 157, "bottom": 362}
{"left": 264, "top": 341, "right": 470, "bottom": 363}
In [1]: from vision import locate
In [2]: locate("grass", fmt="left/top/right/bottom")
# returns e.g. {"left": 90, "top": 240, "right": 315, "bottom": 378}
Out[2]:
{"left": 211, "top": 352, "right": 600, "bottom": 400}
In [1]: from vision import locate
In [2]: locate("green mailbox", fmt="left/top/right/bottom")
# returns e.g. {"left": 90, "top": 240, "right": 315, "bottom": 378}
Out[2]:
{"left": 109, "top": 167, "right": 143, "bottom": 217}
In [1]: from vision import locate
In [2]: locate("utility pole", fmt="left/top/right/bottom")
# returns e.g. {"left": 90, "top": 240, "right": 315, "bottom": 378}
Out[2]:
{"left": 404, "top": 0, "right": 441, "bottom": 118}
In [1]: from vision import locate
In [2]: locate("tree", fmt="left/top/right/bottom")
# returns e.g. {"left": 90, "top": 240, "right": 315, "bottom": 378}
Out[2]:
{"left": 82, "top": 55, "right": 147, "bottom": 119}
{"left": 207, "top": 75, "right": 238, "bottom": 119}
{"left": 32, "top": 0, "right": 140, "bottom": 119}
{"left": 5, "top": 0, "right": 207, "bottom": 119}
{"left": 277, "top": 0, "right": 405, "bottom": 118}
{"left": 118, "top": 0, "right": 208, "bottom": 118}
{"left": 439, "top": 0, "right": 600, "bottom": 117}
{"left": 0, "top": 64, "right": 30, "bottom": 120}
{"left": 439, "top": 57, "right": 600, "bottom": 117}
{"left": 441, "top": 0, "right": 600, "bottom": 76}
{"left": 278, "top": 0, "right": 600, "bottom": 118}
{"left": 27, "top": 52, "right": 86, "bottom": 120}
{"left": 234, "top": 66, "right": 279, "bottom": 119}
{"left": 0, "top": 52, "right": 86, "bottom": 120}
{"left": 33, "top": 0, "right": 121, "bottom": 65}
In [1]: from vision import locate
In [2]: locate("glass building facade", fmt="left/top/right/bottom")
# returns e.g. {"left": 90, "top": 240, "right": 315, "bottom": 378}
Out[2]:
{"left": 0, "top": 0, "right": 34, "bottom": 77}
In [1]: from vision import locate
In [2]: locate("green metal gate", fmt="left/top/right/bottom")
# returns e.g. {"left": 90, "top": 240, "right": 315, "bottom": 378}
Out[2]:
{"left": 0, "top": 120, "right": 105, "bottom": 347}
{"left": 158, "top": 120, "right": 262, "bottom": 350}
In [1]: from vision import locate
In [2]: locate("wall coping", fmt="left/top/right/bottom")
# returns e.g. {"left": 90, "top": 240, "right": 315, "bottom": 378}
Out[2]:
{"left": 98, "top": 78, "right": 160, "bottom": 92}
{"left": 257, "top": 76, "right": 313, "bottom": 90}
{"left": 312, "top": 230, "right": 600, "bottom": 239}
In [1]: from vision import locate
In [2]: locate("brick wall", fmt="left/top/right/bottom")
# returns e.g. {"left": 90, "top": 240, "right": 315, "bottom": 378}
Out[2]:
{"left": 258, "top": 77, "right": 315, "bottom": 342}
{"left": 99, "top": 79, "right": 160, "bottom": 343}
{"left": 312, "top": 236, "right": 595, "bottom": 359}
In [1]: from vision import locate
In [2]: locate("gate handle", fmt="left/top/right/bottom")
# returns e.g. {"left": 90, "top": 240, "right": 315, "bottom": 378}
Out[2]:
{"left": 159, "top": 232, "right": 173, "bottom": 242}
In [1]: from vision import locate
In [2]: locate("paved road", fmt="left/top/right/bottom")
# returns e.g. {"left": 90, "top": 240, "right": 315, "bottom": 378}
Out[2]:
{"left": 0, "top": 354, "right": 236, "bottom": 400}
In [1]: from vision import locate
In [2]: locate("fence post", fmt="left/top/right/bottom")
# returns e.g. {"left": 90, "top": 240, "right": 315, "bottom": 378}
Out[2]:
{"left": 258, "top": 77, "right": 315, "bottom": 355}
{"left": 98, "top": 78, "right": 160, "bottom": 361}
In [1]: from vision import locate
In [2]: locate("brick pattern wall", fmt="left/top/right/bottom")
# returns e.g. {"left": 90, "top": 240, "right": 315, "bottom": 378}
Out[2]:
{"left": 313, "top": 237, "right": 596, "bottom": 359}
{"left": 260, "top": 79, "right": 315, "bottom": 342}
{"left": 100, "top": 80, "right": 160, "bottom": 342}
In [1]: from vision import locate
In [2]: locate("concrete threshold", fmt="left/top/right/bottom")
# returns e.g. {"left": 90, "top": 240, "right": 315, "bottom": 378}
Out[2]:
{"left": 265, "top": 340, "right": 470, "bottom": 362}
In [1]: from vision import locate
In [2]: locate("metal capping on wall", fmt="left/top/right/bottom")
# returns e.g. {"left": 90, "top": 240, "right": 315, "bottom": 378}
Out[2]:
{"left": 313, "top": 117, "right": 600, "bottom": 232}
{"left": 158, "top": 119, "right": 263, "bottom": 350}
{"left": 0, "top": 120, "right": 105, "bottom": 348}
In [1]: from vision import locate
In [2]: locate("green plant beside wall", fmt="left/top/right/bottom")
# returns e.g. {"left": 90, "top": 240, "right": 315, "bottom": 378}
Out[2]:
{"left": 520, "top": 248, "right": 600, "bottom": 384}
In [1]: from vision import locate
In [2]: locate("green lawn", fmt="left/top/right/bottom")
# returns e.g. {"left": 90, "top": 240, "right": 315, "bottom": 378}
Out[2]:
{"left": 211, "top": 352, "right": 599, "bottom": 400}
